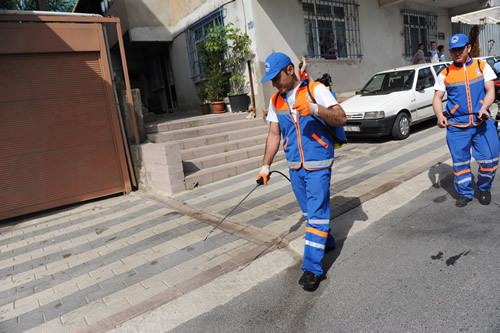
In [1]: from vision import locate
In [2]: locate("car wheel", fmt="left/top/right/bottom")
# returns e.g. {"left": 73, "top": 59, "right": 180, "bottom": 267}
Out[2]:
{"left": 392, "top": 112, "right": 410, "bottom": 140}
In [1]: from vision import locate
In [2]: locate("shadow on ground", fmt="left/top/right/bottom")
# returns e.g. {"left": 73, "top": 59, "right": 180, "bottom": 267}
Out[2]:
{"left": 322, "top": 195, "right": 368, "bottom": 277}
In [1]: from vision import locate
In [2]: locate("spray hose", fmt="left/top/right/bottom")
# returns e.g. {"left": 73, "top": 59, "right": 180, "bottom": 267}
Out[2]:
{"left": 203, "top": 170, "right": 291, "bottom": 241}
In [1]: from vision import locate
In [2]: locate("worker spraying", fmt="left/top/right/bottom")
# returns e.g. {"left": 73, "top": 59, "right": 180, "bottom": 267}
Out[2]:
{"left": 257, "top": 52, "right": 347, "bottom": 292}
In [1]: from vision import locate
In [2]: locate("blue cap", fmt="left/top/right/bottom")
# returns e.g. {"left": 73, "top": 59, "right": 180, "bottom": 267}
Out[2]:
{"left": 261, "top": 52, "right": 292, "bottom": 83}
{"left": 448, "top": 34, "right": 469, "bottom": 50}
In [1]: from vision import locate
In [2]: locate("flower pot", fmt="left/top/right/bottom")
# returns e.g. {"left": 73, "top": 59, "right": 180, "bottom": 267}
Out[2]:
{"left": 228, "top": 94, "right": 249, "bottom": 112}
{"left": 200, "top": 103, "right": 211, "bottom": 114}
{"left": 211, "top": 101, "right": 226, "bottom": 113}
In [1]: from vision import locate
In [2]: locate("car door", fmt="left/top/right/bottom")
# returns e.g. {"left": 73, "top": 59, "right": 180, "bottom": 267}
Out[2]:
{"left": 414, "top": 67, "right": 436, "bottom": 120}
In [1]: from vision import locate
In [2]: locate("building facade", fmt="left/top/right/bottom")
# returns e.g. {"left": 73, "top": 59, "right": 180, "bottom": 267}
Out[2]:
{"left": 75, "top": 0, "right": 492, "bottom": 118}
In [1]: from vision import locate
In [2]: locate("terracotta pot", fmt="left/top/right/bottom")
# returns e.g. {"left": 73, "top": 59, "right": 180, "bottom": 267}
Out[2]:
{"left": 211, "top": 101, "right": 226, "bottom": 113}
{"left": 200, "top": 103, "right": 211, "bottom": 114}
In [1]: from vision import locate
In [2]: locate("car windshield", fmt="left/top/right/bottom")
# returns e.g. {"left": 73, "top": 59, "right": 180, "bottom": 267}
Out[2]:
{"left": 433, "top": 64, "right": 447, "bottom": 75}
{"left": 360, "top": 70, "right": 415, "bottom": 95}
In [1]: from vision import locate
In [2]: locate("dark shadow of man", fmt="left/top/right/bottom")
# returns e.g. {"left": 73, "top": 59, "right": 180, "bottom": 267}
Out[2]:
{"left": 428, "top": 162, "right": 456, "bottom": 200}
{"left": 322, "top": 195, "right": 368, "bottom": 278}
{"left": 428, "top": 161, "right": 486, "bottom": 202}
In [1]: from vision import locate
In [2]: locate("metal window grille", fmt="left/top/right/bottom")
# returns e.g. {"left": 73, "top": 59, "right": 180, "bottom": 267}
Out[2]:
{"left": 303, "top": 0, "right": 362, "bottom": 59}
{"left": 100, "top": 0, "right": 115, "bottom": 14}
{"left": 402, "top": 9, "right": 437, "bottom": 57}
{"left": 185, "top": 9, "right": 225, "bottom": 79}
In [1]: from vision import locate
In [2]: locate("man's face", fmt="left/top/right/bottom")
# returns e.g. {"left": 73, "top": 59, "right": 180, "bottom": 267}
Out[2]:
{"left": 271, "top": 65, "right": 294, "bottom": 94}
{"left": 449, "top": 44, "right": 471, "bottom": 63}
{"left": 431, "top": 42, "right": 437, "bottom": 50}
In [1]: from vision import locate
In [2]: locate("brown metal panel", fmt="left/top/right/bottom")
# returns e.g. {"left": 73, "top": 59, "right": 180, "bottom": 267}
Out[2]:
{"left": 0, "top": 23, "right": 101, "bottom": 54}
{"left": 0, "top": 14, "right": 120, "bottom": 23}
{"left": 0, "top": 22, "right": 131, "bottom": 220}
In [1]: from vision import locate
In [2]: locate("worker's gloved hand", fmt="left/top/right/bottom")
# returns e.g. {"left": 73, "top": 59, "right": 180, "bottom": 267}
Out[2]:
{"left": 257, "top": 165, "right": 270, "bottom": 185}
{"left": 292, "top": 100, "right": 319, "bottom": 117}
{"left": 478, "top": 110, "right": 490, "bottom": 121}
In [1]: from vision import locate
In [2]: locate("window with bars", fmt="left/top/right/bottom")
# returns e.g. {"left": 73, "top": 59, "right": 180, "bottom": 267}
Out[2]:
{"left": 402, "top": 10, "right": 437, "bottom": 58}
{"left": 185, "top": 9, "right": 225, "bottom": 79}
{"left": 302, "top": 0, "right": 361, "bottom": 59}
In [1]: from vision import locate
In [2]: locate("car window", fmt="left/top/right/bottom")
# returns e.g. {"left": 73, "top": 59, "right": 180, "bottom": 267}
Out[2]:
{"left": 433, "top": 64, "right": 446, "bottom": 75}
{"left": 486, "top": 58, "right": 496, "bottom": 68}
{"left": 416, "top": 67, "right": 435, "bottom": 89}
{"left": 361, "top": 70, "right": 414, "bottom": 95}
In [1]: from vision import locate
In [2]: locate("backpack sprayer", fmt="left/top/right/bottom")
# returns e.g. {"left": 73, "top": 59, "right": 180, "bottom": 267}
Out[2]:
{"left": 203, "top": 170, "right": 291, "bottom": 241}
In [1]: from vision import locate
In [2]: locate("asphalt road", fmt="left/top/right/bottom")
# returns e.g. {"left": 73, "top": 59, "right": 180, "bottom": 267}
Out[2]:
{"left": 169, "top": 161, "right": 500, "bottom": 333}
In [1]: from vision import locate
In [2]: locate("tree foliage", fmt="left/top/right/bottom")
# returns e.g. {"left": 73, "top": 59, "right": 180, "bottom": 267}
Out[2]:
{"left": 0, "top": 0, "right": 76, "bottom": 11}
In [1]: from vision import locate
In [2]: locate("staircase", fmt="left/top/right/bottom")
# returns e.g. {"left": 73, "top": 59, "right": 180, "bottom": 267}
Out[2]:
{"left": 145, "top": 112, "right": 285, "bottom": 190}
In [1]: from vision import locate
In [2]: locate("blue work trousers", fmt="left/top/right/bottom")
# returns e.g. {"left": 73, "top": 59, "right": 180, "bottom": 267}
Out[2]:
{"left": 289, "top": 167, "right": 335, "bottom": 276}
{"left": 447, "top": 120, "right": 500, "bottom": 198}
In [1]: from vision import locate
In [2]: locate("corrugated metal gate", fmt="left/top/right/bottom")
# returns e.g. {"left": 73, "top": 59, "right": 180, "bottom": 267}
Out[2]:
{"left": 452, "top": 23, "right": 500, "bottom": 57}
{"left": 0, "top": 19, "right": 132, "bottom": 220}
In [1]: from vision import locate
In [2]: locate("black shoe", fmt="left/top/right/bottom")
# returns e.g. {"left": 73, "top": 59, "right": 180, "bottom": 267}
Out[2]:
{"left": 456, "top": 196, "right": 472, "bottom": 207}
{"left": 298, "top": 271, "right": 320, "bottom": 291}
{"left": 478, "top": 191, "right": 491, "bottom": 205}
{"left": 325, "top": 245, "right": 336, "bottom": 253}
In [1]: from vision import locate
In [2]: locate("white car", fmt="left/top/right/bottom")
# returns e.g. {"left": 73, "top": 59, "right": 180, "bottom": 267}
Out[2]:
{"left": 341, "top": 63, "right": 448, "bottom": 139}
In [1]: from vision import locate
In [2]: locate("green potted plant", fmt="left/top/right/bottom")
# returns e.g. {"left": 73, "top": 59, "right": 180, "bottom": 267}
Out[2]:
{"left": 225, "top": 24, "right": 252, "bottom": 112}
{"left": 199, "top": 25, "right": 230, "bottom": 113}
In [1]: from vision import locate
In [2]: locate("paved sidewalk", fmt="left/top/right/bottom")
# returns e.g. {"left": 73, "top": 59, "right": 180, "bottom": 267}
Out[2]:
{"left": 0, "top": 124, "right": 457, "bottom": 332}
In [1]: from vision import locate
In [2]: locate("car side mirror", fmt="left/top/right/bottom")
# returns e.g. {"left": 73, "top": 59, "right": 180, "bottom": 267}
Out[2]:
{"left": 416, "top": 84, "right": 425, "bottom": 91}
{"left": 355, "top": 90, "right": 361, "bottom": 95}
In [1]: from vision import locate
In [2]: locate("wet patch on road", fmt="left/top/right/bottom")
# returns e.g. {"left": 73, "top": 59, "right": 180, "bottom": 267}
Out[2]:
{"left": 431, "top": 251, "right": 443, "bottom": 260}
{"left": 446, "top": 250, "right": 470, "bottom": 266}
{"left": 430, "top": 250, "right": 471, "bottom": 266}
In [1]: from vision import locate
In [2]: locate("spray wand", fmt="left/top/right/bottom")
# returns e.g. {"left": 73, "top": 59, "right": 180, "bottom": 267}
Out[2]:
{"left": 203, "top": 170, "right": 290, "bottom": 241}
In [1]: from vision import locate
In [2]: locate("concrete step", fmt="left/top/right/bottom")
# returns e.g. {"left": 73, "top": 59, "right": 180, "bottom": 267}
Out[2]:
{"left": 147, "top": 118, "right": 265, "bottom": 143}
{"left": 176, "top": 125, "right": 269, "bottom": 150}
{"left": 183, "top": 144, "right": 267, "bottom": 173}
{"left": 181, "top": 134, "right": 268, "bottom": 161}
{"left": 184, "top": 151, "right": 286, "bottom": 189}
{"left": 145, "top": 112, "right": 249, "bottom": 134}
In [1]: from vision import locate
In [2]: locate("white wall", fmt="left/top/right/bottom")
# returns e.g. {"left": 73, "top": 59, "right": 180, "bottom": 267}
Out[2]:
{"left": 170, "top": 32, "right": 199, "bottom": 111}
{"left": 247, "top": 0, "right": 453, "bottom": 117}
{"left": 249, "top": 0, "right": 308, "bottom": 116}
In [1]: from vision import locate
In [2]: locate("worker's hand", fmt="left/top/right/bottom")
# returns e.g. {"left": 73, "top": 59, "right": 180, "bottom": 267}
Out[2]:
{"left": 478, "top": 109, "right": 490, "bottom": 121}
{"left": 257, "top": 165, "right": 270, "bottom": 185}
{"left": 436, "top": 113, "right": 448, "bottom": 128}
{"left": 292, "top": 100, "right": 319, "bottom": 117}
